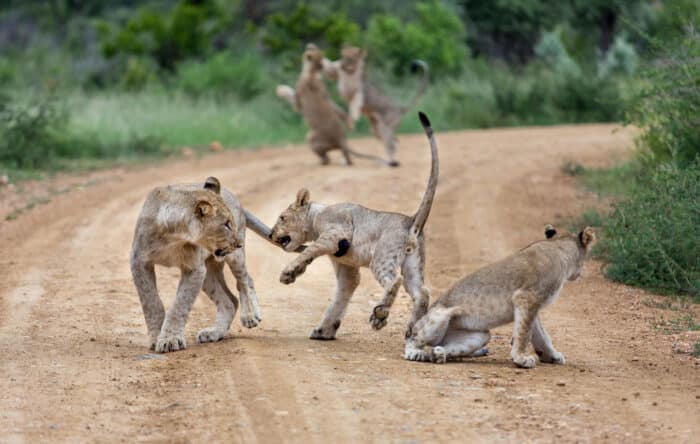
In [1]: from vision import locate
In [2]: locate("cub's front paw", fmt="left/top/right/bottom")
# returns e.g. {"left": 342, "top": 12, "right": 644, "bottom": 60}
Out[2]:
{"left": 369, "top": 305, "right": 389, "bottom": 330}
{"left": 309, "top": 323, "right": 339, "bottom": 340}
{"left": 155, "top": 333, "right": 186, "bottom": 353}
{"left": 538, "top": 350, "right": 566, "bottom": 365}
{"left": 279, "top": 263, "right": 307, "bottom": 285}
{"left": 240, "top": 309, "right": 262, "bottom": 328}
{"left": 404, "top": 345, "right": 431, "bottom": 362}
{"left": 513, "top": 354, "right": 538, "bottom": 369}
{"left": 196, "top": 327, "right": 225, "bottom": 344}
{"left": 430, "top": 346, "right": 447, "bottom": 364}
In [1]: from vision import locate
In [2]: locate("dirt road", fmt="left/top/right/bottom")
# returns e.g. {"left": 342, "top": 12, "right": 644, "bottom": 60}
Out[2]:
{"left": 1, "top": 125, "right": 698, "bottom": 443}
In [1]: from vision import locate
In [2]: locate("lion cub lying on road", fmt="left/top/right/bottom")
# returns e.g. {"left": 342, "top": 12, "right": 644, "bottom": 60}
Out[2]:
{"left": 130, "top": 177, "right": 273, "bottom": 353}
{"left": 322, "top": 46, "right": 429, "bottom": 166}
{"left": 269, "top": 112, "right": 438, "bottom": 339}
{"left": 405, "top": 225, "right": 596, "bottom": 368}
{"left": 276, "top": 43, "right": 394, "bottom": 166}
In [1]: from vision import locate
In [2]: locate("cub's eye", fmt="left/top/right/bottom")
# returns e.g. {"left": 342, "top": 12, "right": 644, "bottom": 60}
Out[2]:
{"left": 224, "top": 221, "right": 233, "bottom": 231}
{"left": 279, "top": 215, "right": 286, "bottom": 222}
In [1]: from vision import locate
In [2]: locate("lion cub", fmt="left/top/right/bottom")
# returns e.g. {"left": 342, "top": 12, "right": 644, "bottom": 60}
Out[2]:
{"left": 130, "top": 177, "right": 269, "bottom": 353}
{"left": 322, "top": 46, "right": 429, "bottom": 165}
{"left": 276, "top": 43, "right": 394, "bottom": 166}
{"left": 405, "top": 225, "right": 596, "bottom": 368}
{"left": 269, "top": 112, "right": 438, "bottom": 339}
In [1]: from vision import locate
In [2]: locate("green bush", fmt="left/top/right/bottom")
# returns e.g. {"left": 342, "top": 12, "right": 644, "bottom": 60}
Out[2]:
{"left": 0, "top": 94, "right": 67, "bottom": 169}
{"left": 262, "top": 3, "right": 361, "bottom": 63}
{"left": 175, "top": 52, "right": 269, "bottom": 100}
{"left": 627, "top": 30, "right": 700, "bottom": 167}
{"left": 603, "top": 164, "right": 700, "bottom": 300}
{"left": 366, "top": 1, "right": 467, "bottom": 77}
{"left": 98, "top": 0, "right": 212, "bottom": 71}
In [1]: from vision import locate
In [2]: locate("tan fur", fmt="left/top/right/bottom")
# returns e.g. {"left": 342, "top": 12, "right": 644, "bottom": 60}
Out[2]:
{"left": 268, "top": 113, "right": 439, "bottom": 339}
{"left": 405, "top": 226, "right": 596, "bottom": 368}
{"left": 130, "top": 177, "right": 266, "bottom": 353}
{"left": 276, "top": 43, "right": 393, "bottom": 166}
{"left": 323, "top": 46, "right": 429, "bottom": 165}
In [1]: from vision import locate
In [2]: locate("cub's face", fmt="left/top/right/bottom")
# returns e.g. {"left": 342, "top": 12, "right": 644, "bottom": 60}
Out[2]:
{"left": 340, "top": 46, "right": 366, "bottom": 74}
{"left": 303, "top": 43, "right": 324, "bottom": 72}
{"left": 194, "top": 192, "right": 240, "bottom": 260}
{"left": 270, "top": 188, "right": 312, "bottom": 252}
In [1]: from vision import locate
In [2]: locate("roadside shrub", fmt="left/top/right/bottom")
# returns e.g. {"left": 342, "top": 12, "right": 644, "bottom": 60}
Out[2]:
{"left": 627, "top": 30, "right": 700, "bottom": 167}
{"left": 603, "top": 163, "right": 700, "bottom": 300}
{"left": 0, "top": 94, "right": 161, "bottom": 170}
{"left": 0, "top": 94, "right": 67, "bottom": 169}
{"left": 175, "top": 52, "right": 269, "bottom": 100}
{"left": 366, "top": 1, "right": 467, "bottom": 77}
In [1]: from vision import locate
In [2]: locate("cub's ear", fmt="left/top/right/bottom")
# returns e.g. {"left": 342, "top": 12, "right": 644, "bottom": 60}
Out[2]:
{"left": 203, "top": 177, "right": 221, "bottom": 194}
{"left": 578, "top": 226, "right": 596, "bottom": 251}
{"left": 544, "top": 224, "right": 557, "bottom": 239}
{"left": 296, "top": 188, "right": 310, "bottom": 207}
{"left": 195, "top": 200, "right": 214, "bottom": 218}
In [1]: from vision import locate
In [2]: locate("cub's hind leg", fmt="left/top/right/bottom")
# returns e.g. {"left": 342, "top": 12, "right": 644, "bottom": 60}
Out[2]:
{"left": 400, "top": 237, "right": 429, "bottom": 337}
{"left": 310, "top": 263, "right": 360, "bottom": 340}
{"left": 227, "top": 245, "right": 261, "bottom": 328}
{"left": 197, "top": 258, "right": 239, "bottom": 344}
{"left": 404, "top": 305, "right": 453, "bottom": 362}
{"left": 368, "top": 237, "right": 405, "bottom": 330}
{"left": 130, "top": 258, "right": 164, "bottom": 350}
{"left": 431, "top": 330, "right": 490, "bottom": 364}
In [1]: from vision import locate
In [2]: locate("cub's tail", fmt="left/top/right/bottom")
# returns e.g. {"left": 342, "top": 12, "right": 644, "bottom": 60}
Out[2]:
{"left": 401, "top": 60, "right": 430, "bottom": 114}
{"left": 410, "top": 112, "right": 438, "bottom": 236}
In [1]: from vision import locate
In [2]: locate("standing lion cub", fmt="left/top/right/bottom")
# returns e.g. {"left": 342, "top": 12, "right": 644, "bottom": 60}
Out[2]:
{"left": 268, "top": 112, "right": 438, "bottom": 339}
{"left": 405, "top": 225, "right": 596, "bottom": 368}
{"left": 130, "top": 177, "right": 272, "bottom": 353}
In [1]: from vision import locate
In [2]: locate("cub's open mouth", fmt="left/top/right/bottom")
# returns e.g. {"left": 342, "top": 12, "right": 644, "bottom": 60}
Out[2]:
{"left": 214, "top": 248, "right": 230, "bottom": 257}
{"left": 276, "top": 235, "right": 291, "bottom": 248}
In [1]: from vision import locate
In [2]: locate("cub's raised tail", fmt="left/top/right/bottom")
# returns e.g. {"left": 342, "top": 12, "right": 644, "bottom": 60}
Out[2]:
{"left": 402, "top": 60, "right": 430, "bottom": 114}
{"left": 410, "top": 111, "right": 439, "bottom": 237}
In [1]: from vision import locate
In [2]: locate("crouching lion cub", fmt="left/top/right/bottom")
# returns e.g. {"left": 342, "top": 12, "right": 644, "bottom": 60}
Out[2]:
{"left": 405, "top": 225, "right": 596, "bottom": 368}
{"left": 130, "top": 177, "right": 274, "bottom": 353}
{"left": 276, "top": 43, "right": 395, "bottom": 166}
{"left": 269, "top": 112, "right": 438, "bottom": 339}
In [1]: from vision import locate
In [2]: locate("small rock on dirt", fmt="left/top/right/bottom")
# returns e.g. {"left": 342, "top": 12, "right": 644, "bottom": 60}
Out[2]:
{"left": 209, "top": 141, "right": 223, "bottom": 152}
{"left": 0, "top": 174, "right": 8, "bottom": 186}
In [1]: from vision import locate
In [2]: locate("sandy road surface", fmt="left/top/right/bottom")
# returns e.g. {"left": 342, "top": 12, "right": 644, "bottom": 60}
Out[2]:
{"left": 0, "top": 125, "right": 698, "bottom": 443}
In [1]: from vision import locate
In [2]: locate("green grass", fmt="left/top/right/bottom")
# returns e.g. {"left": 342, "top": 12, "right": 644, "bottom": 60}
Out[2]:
{"left": 66, "top": 89, "right": 307, "bottom": 150}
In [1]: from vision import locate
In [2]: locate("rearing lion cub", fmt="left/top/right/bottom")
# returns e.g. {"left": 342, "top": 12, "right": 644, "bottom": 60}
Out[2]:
{"left": 322, "top": 46, "right": 429, "bottom": 165}
{"left": 405, "top": 225, "right": 595, "bottom": 368}
{"left": 276, "top": 43, "right": 394, "bottom": 166}
{"left": 269, "top": 112, "right": 438, "bottom": 339}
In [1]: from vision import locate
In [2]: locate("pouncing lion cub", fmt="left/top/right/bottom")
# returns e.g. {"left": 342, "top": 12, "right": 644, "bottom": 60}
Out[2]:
{"left": 269, "top": 112, "right": 438, "bottom": 339}
{"left": 322, "top": 46, "right": 429, "bottom": 166}
{"left": 130, "top": 177, "right": 276, "bottom": 353}
{"left": 276, "top": 43, "right": 395, "bottom": 167}
{"left": 405, "top": 225, "right": 596, "bottom": 368}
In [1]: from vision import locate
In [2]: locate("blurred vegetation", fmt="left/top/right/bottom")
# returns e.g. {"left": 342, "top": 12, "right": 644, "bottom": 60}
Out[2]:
{"left": 0, "top": 0, "right": 695, "bottom": 181}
